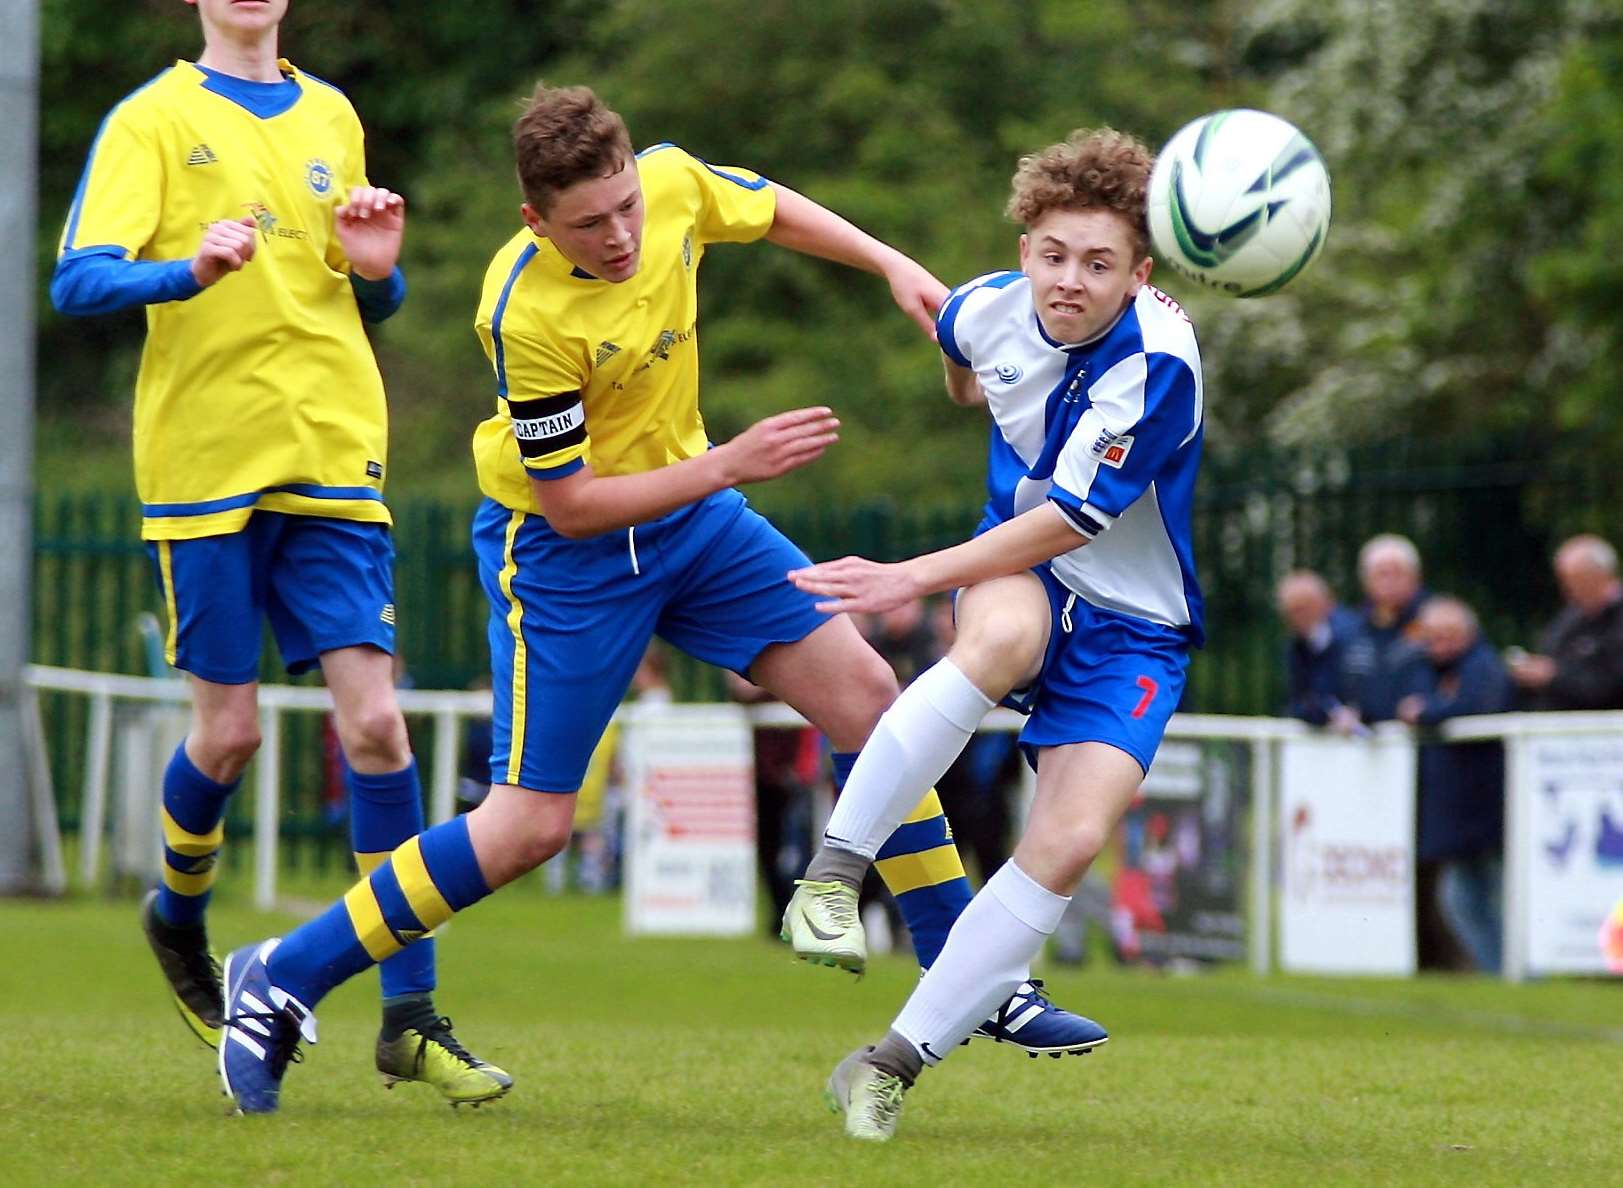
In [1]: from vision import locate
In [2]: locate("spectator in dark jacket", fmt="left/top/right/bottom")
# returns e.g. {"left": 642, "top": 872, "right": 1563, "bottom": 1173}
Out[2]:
{"left": 1398, "top": 596, "right": 1516, "bottom": 974}
{"left": 1508, "top": 534, "right": 1623, "bottom": 711}
{"left": 1343, "top": 534, "right": 1433, "bottom": 724}
{"left": 1276, "top": 570, "right": 1362, "bottom": 728}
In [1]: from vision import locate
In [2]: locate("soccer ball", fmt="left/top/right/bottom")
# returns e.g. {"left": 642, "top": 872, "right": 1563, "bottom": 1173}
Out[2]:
{"left": 1146, "top": 109, "right": 1331, "bottom": 298}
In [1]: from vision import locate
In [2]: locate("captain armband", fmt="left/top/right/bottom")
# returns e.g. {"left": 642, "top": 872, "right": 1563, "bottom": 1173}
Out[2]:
{"left": 508, "top": 392, "right": 586, "bottom": 460}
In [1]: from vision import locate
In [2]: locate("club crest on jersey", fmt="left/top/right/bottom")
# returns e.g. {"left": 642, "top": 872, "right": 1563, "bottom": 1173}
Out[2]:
{"left": 994, "top": 363, "right": 1023, "bottom": 384}
{"left": 1091, "top": 430, "right": 1135, "bottom": 469}
{"left": 305, "top": 158, "right": 334, "bottom": 197}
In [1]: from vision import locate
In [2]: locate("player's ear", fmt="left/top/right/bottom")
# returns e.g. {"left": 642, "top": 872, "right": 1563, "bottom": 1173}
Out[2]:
{"left": 519, "top": 202, "right": 545, "bottom": 236}
{"left": 1017, "top": 232, "right": 1031, "bottom": 271}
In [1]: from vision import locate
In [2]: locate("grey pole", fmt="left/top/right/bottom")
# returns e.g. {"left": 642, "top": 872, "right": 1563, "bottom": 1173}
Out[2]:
{"left": 0, "top": 0, "right": 40, "bottom": 893}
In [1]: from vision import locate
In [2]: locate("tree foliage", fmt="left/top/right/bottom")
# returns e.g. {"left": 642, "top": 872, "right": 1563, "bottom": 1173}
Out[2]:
{"left": 34, "top": 0, "right": 1623, "bottom": 504}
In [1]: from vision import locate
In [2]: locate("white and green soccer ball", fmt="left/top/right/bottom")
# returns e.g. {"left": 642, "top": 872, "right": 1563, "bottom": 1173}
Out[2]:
{"left": 1147, "top": 109, "right": 1331, "bottom": 298}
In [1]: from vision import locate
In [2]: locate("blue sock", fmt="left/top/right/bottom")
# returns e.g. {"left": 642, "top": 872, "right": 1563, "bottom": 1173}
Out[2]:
{"left": 269, "top": 815, "right": 491, "bottom": 1009}
{"left": 831, "top": 750, "right": 974, "bottom": 969}
{"left": 348, "top": 760, "right": 436, "bottom": 998}
{"left": 156, "top": 743, "right": 237, "bottom": 927}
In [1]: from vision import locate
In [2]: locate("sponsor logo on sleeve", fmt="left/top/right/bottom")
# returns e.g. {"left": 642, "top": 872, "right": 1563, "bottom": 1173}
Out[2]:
{"left": 994, "top": 363, "right": 1023, "bottom": 384}
{"left": 1091, "top": 430, "right": 1134, "bottom": 469}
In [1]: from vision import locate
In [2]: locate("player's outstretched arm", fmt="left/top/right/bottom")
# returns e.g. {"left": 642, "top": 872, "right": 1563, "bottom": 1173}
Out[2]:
{"left": 764, "top": 183, "right": 947, "bottom": 339}
{"left": 532, "top": 406, "right": 840, "bottom": 539}
{"left": 789, "top": 502, "right": 1084, "bottom": 615}
{"left": 335, "top": 186, "right": 406, "bottom": 281}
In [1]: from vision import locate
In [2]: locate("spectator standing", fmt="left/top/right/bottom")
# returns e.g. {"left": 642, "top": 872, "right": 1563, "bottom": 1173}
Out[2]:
{"left": 1343, "top": 534, "right": 1433, "bottom": 725}
{"left": 1276, "top": 570, "right": 1362, "bottom": 729}
{"left": 1397, "top": 597, "right": 1515, "bottom": 974}
{"left": 1508, "top": 534, "right": 1623, "bottom": 711}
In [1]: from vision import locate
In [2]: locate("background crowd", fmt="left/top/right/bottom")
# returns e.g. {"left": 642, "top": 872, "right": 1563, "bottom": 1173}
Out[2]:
{"left": 1277, "top": 532, "right": 1623, "bottom": 973}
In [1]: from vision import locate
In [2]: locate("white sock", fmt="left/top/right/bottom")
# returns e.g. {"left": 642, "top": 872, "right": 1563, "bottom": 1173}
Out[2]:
{"left": 822, "top": 659, "right": 992, "bottom": 859}
{"left": 892, "top": 861, "right": 1069, "bottom": 1064}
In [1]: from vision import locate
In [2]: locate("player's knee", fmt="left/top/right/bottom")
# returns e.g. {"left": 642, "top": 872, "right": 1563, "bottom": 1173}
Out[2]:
{"left": 849, "top": 649, "right": 901, "bottom": 718}
{"left": 511, "top": 815, "right": 572, "bottom": 872}
{"left": 1059, "top": 819, "right": 1112, "bottom": 874}
{"left": 343, "top": 704, "right": 410, "bottom": 767}
{"left": 192, "top": 716, "right": 261, "bottom": 776}
{"left": 951, "top": 615, "right": 1044, "bottom": 692}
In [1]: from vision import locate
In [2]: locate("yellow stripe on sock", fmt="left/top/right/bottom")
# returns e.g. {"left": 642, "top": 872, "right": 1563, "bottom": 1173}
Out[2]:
{"left": 344, "top": 880, "right": 403, "bottom": 962}
{"left": 901, "top": 788, "right": 946, "bottom": 825}
{"left": 161, "top": 859, "right": 217, "bottom": 897}
{"left": 353, "top": 850, "right": 389, "bottom": 876}
{"left": 499, "top": 510, "right": 528, "bottom": 788}
{"left": 161, "top": 805, "right": 223, "bottom": 857}
{"left": 157, "top": 541, "right": 179, "bottom": 666}
{"left": 390, "top": 835, "right": 454, "bottom": 931}
{"left": 875, "top": 842, "right": 968, "bottom": 895}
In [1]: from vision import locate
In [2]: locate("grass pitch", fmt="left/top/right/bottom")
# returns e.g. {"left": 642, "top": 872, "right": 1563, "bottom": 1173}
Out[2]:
{"left": 3, "top": 884, "right": 1618, "bottom": 1187}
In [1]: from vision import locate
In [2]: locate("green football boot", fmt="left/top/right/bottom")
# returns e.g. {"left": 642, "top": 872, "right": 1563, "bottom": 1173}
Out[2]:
{"left": 825, "top": 1046, "right": 909, "bottom": 1142}
{"left": 376, "top": 1016, "right": 513, "bottom": 1107}
{"left": 139, "top": 888, "right": 223, "bottom": 1050}
{"left": 780, "top": 879, "right": 866, "bottom": 976}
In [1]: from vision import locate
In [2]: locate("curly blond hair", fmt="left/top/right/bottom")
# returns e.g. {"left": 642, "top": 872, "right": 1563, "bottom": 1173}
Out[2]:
{"left": 1005, "top": 128, "right": 1153, "bottom": 258}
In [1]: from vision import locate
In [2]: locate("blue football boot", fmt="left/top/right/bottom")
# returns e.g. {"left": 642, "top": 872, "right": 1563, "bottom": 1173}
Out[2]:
{"left": 218, "top": 939, "right": 317, "bottom": 1115}
{"left": 973, "top": 979, "right": 1109, "bottom": 1058}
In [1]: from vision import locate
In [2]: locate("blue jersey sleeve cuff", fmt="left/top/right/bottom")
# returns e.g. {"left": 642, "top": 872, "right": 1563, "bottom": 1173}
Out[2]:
{"left": 351, "top": 266, "right": 406, "bottom": 322}
{"left": 527, "top": 456, "right": 586, "bottom": 481}
{"left": 51, "top": 250, "right": 202, "bottom": 317}
{"left": 1047, "top": 486, "right": 1114, "bottom": 538}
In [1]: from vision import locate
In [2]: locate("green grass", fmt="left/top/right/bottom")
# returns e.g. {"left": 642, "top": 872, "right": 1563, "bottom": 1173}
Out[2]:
{"left": 3, "top": 886, "right": 1618, "bottom": 1187}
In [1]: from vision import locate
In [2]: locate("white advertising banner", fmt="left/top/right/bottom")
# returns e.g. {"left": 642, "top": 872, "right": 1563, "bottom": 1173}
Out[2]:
{"left": 1520, "top": 734, "right": 1623, "bottom": 975}
{"left": 1279, "top": 732, "right": 1416, "bottom": 975}
{"left": 622, "top": 704, "right": 757, "bottom": 936}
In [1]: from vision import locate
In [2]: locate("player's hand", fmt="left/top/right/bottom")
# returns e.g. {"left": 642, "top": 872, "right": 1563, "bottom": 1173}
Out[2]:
{"left": 190, "top": 217, "right": 258, "bottom": 288}
{"left": 885, "top": 257, "right": 949, "bottom": 340}
{"left": 335, "top": 185, "right": 406, "bottom": 280}
{"left": 719, "top": 406, "right": 840, "bottom": 485}
{"left": 788, "top": 555, "right": 924, "bottom": 616}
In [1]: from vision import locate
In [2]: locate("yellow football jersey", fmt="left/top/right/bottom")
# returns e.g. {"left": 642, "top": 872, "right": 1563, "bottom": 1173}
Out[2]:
{"left": 471, "top": 144, "right": 778, "bottom": 514}
{"left": 60, "top": 61, "right": 391, "bottom": 540}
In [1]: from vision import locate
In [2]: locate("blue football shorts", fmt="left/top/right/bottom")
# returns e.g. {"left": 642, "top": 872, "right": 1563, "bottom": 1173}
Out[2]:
{"left": 147, "top": 513, "right": 397, "bottom": 685}
{"left": 980, "top": 561, "right": 1191, "bottom": 776}
{"left": 472, "top": 487, "right": 829, "bottom": 793}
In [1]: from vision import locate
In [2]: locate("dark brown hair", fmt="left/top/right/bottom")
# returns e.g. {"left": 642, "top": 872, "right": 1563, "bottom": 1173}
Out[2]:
{"left": 1006, "top": 128, "right": 1154, "bottom": 258}
{"left": 513, "top": 82, "right": 634, "bottom": 213}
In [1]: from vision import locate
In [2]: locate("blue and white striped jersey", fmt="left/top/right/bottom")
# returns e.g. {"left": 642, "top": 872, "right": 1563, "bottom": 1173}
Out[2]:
{"left": 937, "top": 272, "right": 1206, "bottom": 644}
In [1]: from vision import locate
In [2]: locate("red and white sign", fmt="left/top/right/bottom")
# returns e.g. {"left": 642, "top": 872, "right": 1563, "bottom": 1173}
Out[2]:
{"left": 1278, "top": 730, "right": 1416, "bottom": 975}
{"left": 622, "top": 704, "right": 757, "bottom": 936}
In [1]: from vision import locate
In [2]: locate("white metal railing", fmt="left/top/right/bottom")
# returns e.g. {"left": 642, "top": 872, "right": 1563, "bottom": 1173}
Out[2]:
{"left": 20, "top": 662, "right": 1293, "bottom": 975}
{"left": 22, "top": 663, "right": 1623, "bottom": 982}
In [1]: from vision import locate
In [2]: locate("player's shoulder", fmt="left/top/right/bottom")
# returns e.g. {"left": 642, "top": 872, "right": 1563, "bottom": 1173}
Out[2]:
{"left": 633, "top": 141, "right": 697, "bottom": 192}
{"left": 285, "top": 63, "right": 363, "bottom": 127}
{"left": 103, "top": 66, "right": 191, "bottom": 129}
{"left": 937, "top": 270, "right": 1028, "bottom": 365}
{"left": 1127, "top": 285, "right": 1201, "bottom": 375}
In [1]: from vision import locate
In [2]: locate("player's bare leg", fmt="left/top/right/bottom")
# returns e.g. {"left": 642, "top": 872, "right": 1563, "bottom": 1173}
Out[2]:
{"left": 831, "top": 741, "right": 1133, "bottom": 1139}
{"left": 775, "top": 578, "right": 1045, "bottom": 972}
